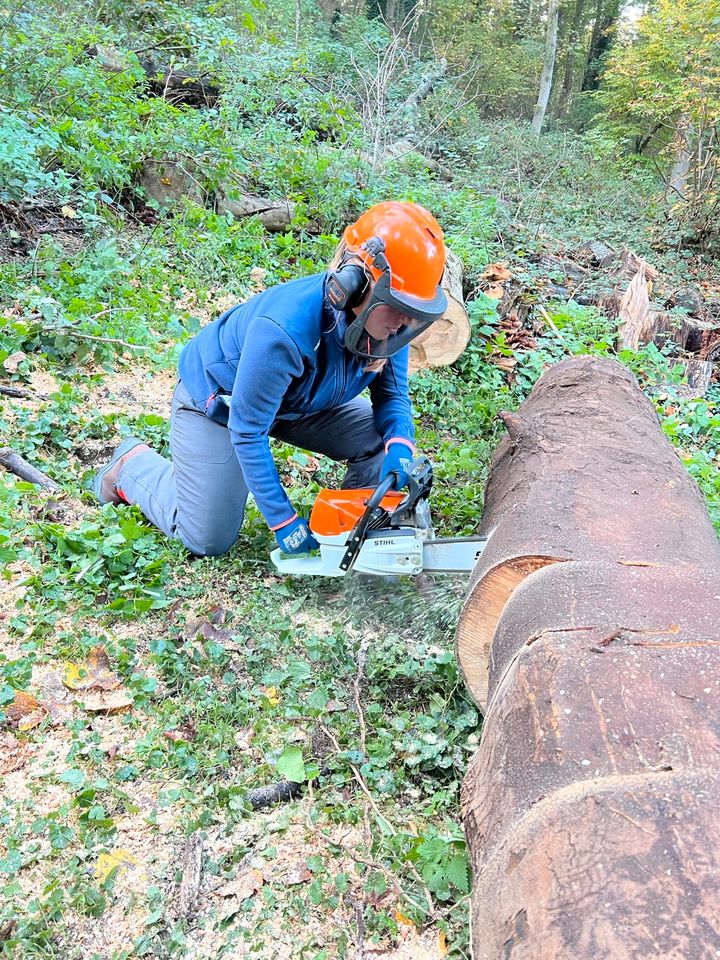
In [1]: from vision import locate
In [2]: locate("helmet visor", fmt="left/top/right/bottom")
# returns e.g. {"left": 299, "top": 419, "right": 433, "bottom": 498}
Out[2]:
{"left": 344, "top": 271, "right": 447, "bottom": 360}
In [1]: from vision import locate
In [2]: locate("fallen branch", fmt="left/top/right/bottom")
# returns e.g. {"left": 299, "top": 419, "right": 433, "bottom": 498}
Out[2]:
{"left": 0, "top": 448, "right": 60, "bottom": 491}
{"left": 353, "top": 637, "right": 369, "bottom": 756}
{"left": 537, "top": 305, "right": 565, "bottom": 342}
{"left": 176, "top": 832, "right": 203, "bottom": 920}
{"left": 0, "top": 385, "right": 33, "bottom": 399}
{"left": 353, "top": 898, "right": 366, "bottom": 960}
{"left": 50, "top": 329, "right": 145, "bottom": 351}
{"left": 319, "top": 723, "right": 435, "bottom": 914}
{"left": 21, "top": 311, "right": 145, "bottom": 352}
{"left": 246, "top": 778, "right": 303, "bottom": 810}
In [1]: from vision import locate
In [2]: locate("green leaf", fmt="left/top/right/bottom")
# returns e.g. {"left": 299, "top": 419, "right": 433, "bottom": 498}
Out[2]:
{"left": 0, "top": 850, "right": 21, "bottom": 874}
{"left": 276, "top": 745, "right": 306, "bottom": 783}
{"left": 59, "top": 767, "right": 87, "bottom": 790}
{"left": 287, "top": 660, "right": 312, "bottom": 682}
{"left": 445, "top": 853, "right": 471, "bottom": 894}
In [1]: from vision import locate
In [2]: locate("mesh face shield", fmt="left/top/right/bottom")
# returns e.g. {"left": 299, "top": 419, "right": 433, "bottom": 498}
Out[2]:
{"left": 344, "top": 267, "right": 447, "bottom": 360}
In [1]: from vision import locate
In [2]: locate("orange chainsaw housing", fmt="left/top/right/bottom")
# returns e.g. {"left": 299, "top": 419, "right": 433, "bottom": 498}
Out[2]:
{"left": 310, "top": 488, "right": 405, "bottom": 537}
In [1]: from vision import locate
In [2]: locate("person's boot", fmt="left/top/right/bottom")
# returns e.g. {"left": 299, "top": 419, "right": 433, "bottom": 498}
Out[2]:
{"left": 93, "top": 438, "right": 151, "bottom": 505}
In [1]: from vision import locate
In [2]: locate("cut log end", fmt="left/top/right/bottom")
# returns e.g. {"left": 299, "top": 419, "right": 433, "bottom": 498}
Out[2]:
{"left": 456, "top": 556, "right": 561, "bottom": 708}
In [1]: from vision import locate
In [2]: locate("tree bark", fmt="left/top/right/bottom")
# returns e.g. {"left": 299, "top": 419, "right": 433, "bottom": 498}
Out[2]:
{"left": 532, "top": 0, "right": 561, "bottom": 134}
{"left": 456, "top": 355, "right": 720, "bottom": 957}
{"left": 667, "top": 113, "right": 693, "bottom": 202}
{"left": 0, "top": 448, "right": 60, "bottom": 491}
{"left": 215, "top": 191, "right": 296, "bottom": 232}
{"left": 455, "top": 355, "right": 719, "bottom": 707}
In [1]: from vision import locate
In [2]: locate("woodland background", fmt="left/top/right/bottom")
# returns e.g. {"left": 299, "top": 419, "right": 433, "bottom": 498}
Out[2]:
{"left": 0, "top": 0, "right": 719, "bottom": 958}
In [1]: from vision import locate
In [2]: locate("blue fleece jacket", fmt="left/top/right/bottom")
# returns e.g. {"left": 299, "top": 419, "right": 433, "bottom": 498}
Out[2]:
{"left": 177, "top": 272, "right": 415, "bottom": 529}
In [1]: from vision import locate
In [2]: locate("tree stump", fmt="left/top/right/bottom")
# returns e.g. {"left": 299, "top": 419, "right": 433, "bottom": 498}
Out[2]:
{"left": 457, "top": 356, "right": 720, "bottom": 958}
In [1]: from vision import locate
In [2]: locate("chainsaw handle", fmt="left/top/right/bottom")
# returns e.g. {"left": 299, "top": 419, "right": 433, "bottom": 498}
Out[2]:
{"left": 368, "top": 473, "right": 398, "bottom": 505}
{"left": 339, "top": 474, "right": 397, "bottom": 573}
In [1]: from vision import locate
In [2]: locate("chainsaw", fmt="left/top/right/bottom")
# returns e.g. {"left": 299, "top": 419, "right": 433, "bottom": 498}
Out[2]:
{"left": 271, "top": 457, "right": 489, "bottom": 577}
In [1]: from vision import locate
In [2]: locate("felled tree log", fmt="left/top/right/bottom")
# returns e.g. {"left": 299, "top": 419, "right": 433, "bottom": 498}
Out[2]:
{"left": 138, "top": 57, "right": 220, "bottom": 108}
{"left": 137, "top": 161, "right": 295, "bottom": 232}
{"left": 216, "top": 191, "right": 296, "bottom": 233}
{"left": 382, "top": 59, "right": 449, "bottom": 173}
{"left": 328, "top": 242, "right": 470, "bottom": 370}
{"left": 457, "top": 355, "right": 720, "bottom": 958}
{"left": 409, "top": 248, "right": 469, "bottom": 371}
{"left": 456, "top": 355, "right": 719, "bottom": 706}
{"left": 139, "top": 159, "right": 205, "bottom": 207}
{"left": 86, "top": 46, "right": 220, "bottom": 108}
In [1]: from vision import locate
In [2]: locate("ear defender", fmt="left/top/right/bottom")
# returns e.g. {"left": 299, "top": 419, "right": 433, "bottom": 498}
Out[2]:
{"left": 326, "top": 261, "right": 368, "bottom": 310}
{"left": 326, "top": 236, "right": 389, "bottom": 311}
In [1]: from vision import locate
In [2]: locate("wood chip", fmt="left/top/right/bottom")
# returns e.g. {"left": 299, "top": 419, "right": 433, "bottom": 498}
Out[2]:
{"left": 0, "top": 733, "right": 30, "bottom": 774}
{"left": 215, "top": 868, "right": 264, "bottom": 900}
{"left": 78, "top": 689, "right": 134, "bottom": 713}
{"left": 284, "top": 863, "right": 312, "bottom": 886}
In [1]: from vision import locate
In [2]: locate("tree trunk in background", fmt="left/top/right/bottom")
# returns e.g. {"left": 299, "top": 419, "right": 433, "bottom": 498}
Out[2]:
{"left": 581, "top": 0, "right": 619, "bottom": 91}
{"left": 511, "top": 0, "right": 534, "bottom": 39}
{"left": 531, "top": 0, "right": 560, "bottom": 133}
{"left": 457, "top": 355, "right": 720, "bottom": 957}
{"left": 557, "top": 0, "right": 587, "bottom": 117}
{"left": 667, "top": 113, "right": 693, "bottom": 202}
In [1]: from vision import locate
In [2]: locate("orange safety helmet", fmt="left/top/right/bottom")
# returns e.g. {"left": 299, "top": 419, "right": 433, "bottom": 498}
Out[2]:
{"left": 343, "top": 201, "right": 446, "bottom": 301}
{"left": 327, "top": 201, "right": 448, "bottom": 360}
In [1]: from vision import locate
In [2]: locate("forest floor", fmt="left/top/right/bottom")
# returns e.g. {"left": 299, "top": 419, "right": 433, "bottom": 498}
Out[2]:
{"left": 1, "top": 313, "right": 480, "bottom": 959}
{"left": 3, "top": 194, "right": 720, "bottom": 958}
{"left": 3, "top": 33, "right": 720, "bottom": 948}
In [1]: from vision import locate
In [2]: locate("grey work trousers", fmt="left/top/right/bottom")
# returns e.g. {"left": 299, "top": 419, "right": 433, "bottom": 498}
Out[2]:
{"left": 116, "top": 381, "right": 385, "bottom": 556}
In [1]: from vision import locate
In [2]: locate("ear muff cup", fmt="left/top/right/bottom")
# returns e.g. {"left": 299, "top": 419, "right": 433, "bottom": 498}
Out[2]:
{"left": 326, "top": 262, "right": 369, "bottom": 311}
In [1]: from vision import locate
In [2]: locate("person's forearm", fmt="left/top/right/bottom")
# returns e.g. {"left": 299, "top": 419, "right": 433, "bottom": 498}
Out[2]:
{"left": 231, "top": 433, "right": 296, "bottom": 529}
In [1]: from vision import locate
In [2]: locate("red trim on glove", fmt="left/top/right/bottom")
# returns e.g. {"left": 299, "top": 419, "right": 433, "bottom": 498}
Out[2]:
{"left": 270, "top": 512, "right": 299, "bottom": 531}
{"left": 384, "top": 437, "right": 415, "bottom": 454}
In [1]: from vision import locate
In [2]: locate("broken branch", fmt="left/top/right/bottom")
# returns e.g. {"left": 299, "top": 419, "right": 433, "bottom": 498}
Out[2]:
{"left": 0, "top": 448, "right": 61, "bottom": 491}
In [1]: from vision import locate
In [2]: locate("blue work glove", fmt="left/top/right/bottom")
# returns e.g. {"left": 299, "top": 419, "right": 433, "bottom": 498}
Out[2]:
{"left": 380, "top": 440, "right": 415, "bottom": 490}
{"left": 275, "top": 516, "right": 319, "bottom": 555}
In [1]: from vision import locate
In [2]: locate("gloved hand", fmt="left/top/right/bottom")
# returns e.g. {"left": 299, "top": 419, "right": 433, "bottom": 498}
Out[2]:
{"left": 380, "top": 440, "right": 415, "bottom": 490}
{"left": 275, "top": 516, "right": 319, "bottom": 555}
